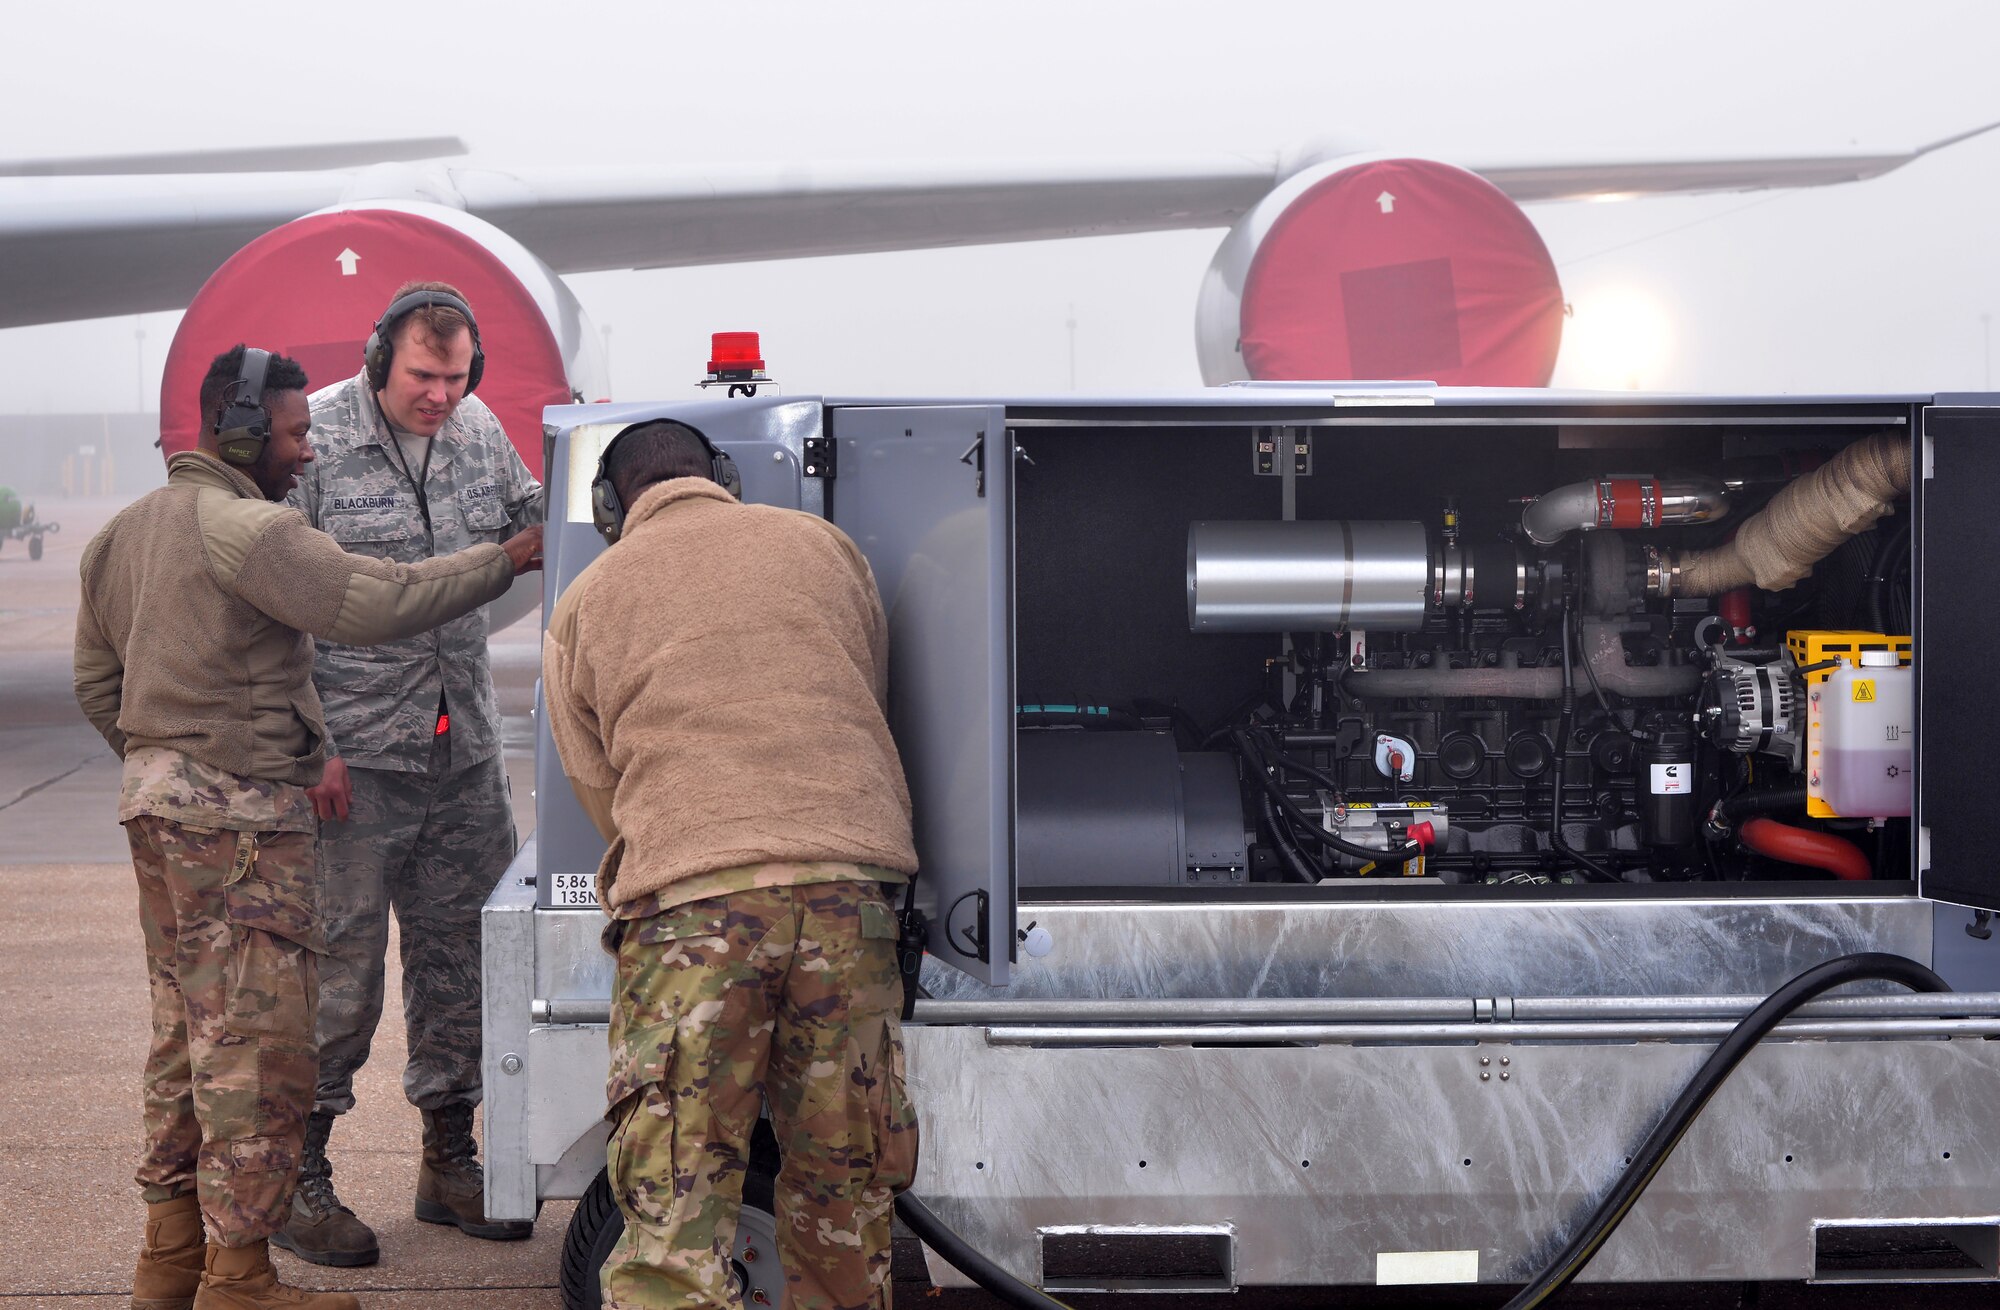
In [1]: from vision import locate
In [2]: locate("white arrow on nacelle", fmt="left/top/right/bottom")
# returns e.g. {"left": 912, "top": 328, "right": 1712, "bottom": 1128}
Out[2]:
{"left": 1376, "top": 192, "right": 1396, "bottom": 214}
{"left": 335, "top": 248, "right": 361, "bottom": 276}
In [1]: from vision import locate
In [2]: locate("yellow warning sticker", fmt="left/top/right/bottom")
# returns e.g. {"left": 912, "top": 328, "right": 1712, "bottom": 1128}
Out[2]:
{"left": 1852, "top": 680, "right": 1876, "bottom": 703}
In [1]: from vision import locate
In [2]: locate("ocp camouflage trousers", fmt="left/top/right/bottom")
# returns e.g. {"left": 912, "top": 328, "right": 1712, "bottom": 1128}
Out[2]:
{"left": 129, "top": 815, "right": 320, "bottom": 1247}
{"left": 312, "top": 749, "right": 514, "bottom": 1115}
{"left": 603, "top": 881, "right": 920, "bottom": 1310}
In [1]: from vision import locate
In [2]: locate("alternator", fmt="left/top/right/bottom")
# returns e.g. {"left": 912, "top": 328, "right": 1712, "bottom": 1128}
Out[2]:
{"left": 1699, "top": 652, "right": 1802, "bottom": 770}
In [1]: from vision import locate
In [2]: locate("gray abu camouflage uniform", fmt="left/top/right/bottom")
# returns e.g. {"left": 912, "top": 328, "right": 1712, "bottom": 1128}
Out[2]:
{"left": 289, "top": 371, "right": 543, "bottom": 1115}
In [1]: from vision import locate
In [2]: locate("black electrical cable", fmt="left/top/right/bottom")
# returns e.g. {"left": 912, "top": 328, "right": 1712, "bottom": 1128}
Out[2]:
{"left": 1865, "top": 519, "right": 1912, "bottom": 635}
{"left": 1573, "top": 622, "right": 1646, "bottom": 740}
{"left": 1498, "top": 950, "right": 1949, "bottom": 1310}
{"left": 1233, "top": 728, "right": 1422, "bottom": 867}
{"left": 894, "top": 1195, "right": 1076, "bottom": 1310}
{"left": 1256, "top": 729, "right": 1345, "bottom": 795}
{"left": 1200, "top": 686, "right": 1278, "bottom": 748}
{"left": 1878, "top": 519, "right": 1913, "bottom": 633}
{"left": 1552, "top": 606, "right": 1621, "bottom": 883}
{"left": 1259, "top": 791, "right": 1321, "bottom": 883}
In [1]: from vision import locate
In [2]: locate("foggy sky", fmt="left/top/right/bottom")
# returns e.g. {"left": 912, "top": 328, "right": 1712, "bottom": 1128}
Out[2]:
{"left": 3, "top": 0, "right": 1998, "bottom": 413}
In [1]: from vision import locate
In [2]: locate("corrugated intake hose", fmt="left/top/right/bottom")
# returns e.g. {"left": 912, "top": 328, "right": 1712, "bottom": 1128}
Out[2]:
{"left": 1711, "top": 784, "right": 1810, "bottom": 828}
{"left": 1498, "top": 951, "right": 1947, "bottom": 1308}
{"left": 1676, "top": 433, "right": 1910, "bottom": 596}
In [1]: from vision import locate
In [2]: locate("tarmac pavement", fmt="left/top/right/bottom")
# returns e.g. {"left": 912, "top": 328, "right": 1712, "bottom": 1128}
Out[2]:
{"left": 5, "top": 494, "right": 1995, "bottom": 1308}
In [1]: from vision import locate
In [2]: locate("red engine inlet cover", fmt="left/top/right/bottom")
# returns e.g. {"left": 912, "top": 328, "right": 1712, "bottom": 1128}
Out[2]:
{"left": 161, "top": 208, "right": 572, "bottom": 476}
{"left": 1241, "top": 159, "right": 1564, "bottom": 387}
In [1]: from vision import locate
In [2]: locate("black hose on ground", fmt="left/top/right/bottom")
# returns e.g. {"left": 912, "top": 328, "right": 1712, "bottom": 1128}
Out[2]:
{"left": 1497, "top": 950, "right": 1950, "bottom": 1310}
{"left": 894, "top": 1194, "right": 1076, "bottom": 1310}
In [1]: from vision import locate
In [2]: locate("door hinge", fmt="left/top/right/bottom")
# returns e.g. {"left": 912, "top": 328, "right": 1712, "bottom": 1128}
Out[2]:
{"left": 802, "top": 436, "right": 836, "bottom": 480}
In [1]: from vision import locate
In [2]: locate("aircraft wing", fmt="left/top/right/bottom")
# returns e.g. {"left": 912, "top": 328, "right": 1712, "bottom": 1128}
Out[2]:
{"left": 1475, "top": 119, "right": 2000, "bottom": 203}
{"left": 0, "top": 156, "right": 1280, "bottom": 329}
{"left": 0, "top": 136, "right": 469, "bottom": 178}
{"left": 2, "top": 125, "right": 1989, "bottom": 331}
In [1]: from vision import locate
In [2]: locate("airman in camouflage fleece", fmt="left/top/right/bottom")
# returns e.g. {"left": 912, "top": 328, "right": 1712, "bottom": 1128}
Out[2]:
{"left": 129, "top": 814, "right": 321, "bottom": 1245}
{"left": 602, "top": 879, "right": 919, "bottom": 1310}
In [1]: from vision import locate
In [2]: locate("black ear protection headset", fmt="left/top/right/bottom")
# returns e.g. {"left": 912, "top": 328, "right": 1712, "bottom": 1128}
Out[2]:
{"left": 590, "top": 421, "right": 740, "bottom": 544}
{"left": 363, "top": 290, "right": 485, "bottom": 395}
{"left": 212, "top": 347, "right": 274, "bottom": 466}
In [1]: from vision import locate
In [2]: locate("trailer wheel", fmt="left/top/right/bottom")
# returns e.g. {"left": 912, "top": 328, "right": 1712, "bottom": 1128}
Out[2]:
{"left": 559, "top": 1118, "right": 782, "bottom": 1310}
{"left": 28, "top": 534, "right": 43, "bottom": 560}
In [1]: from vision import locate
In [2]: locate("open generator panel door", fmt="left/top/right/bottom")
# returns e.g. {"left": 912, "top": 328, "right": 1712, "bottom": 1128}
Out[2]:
{"left": 1917, "top": 403, "right": 2000, "bottom": 914}
{"left": 827, "top": 405, "right": 1016, "bottom": 985}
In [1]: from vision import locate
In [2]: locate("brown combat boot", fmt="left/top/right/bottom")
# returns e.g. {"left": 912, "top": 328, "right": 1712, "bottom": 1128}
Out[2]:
{"left": 414, "top": 1103, "right": 532, "bottom": 1240}
{"left": 132, "top": 1193, "right": 205, "bottom": 1310}
{"left": 271, "top": 1113, "right": 378, "bottom": 1267}
{"left": 190, "top": 1239, "right": 359, "bottom": 1310}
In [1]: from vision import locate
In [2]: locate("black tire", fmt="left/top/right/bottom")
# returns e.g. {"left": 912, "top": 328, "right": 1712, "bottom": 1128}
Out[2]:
{"left": 559, "top": 1116, "right": 782, "bottom": 1310}
{"left": 28, "top": 535, "right": 42, "bottom": 561}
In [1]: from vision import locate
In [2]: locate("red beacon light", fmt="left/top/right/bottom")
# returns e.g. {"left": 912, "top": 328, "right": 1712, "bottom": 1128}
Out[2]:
{"left": 700, "top": 331, "right": 773, "bottom": 397}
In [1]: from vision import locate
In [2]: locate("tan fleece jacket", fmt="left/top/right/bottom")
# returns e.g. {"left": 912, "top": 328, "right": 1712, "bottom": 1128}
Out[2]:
{"left": 74, "top": 451, "right": 515, "bottom": 785}
{"left": 543, "top": 478, "right": 918, "bottom": 910}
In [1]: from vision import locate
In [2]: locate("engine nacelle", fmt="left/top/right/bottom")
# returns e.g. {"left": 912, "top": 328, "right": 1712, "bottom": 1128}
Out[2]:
{"left": 1196, "top": 156, "right": 1565, "bottom": 387}
{"left": 161, "top": 200, "right": 610, "bottom": 478}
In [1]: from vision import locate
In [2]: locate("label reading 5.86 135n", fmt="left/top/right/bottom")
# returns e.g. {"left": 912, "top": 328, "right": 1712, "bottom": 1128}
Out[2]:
{"left": 1650, "top": 763, "right": 1691, "bottom": 795}
{"left": 550, "top": 872, "right": 597, "bottom": 908}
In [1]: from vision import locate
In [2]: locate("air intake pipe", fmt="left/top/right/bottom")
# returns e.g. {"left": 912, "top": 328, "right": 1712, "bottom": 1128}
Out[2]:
{"left": 1651, "top": 433, "right": 1910, "bottom": 597}
{"left": 1520, "top": 475, "right": 1730, "bottom": 547}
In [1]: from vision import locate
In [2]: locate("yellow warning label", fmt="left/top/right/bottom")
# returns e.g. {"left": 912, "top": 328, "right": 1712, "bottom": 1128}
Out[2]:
{"left": 1852, "top": 680, "right": 1876, "bottom": 703}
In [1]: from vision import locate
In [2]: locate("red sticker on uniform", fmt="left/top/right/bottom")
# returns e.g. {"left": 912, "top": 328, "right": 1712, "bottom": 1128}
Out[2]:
{"left": 436, "top": 714, "right": 450, "bottom": 736}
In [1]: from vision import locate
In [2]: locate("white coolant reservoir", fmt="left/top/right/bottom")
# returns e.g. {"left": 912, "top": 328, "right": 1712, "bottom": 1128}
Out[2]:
{"left": 1818, "top": 650, "right": 1914, "bottom": 817}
